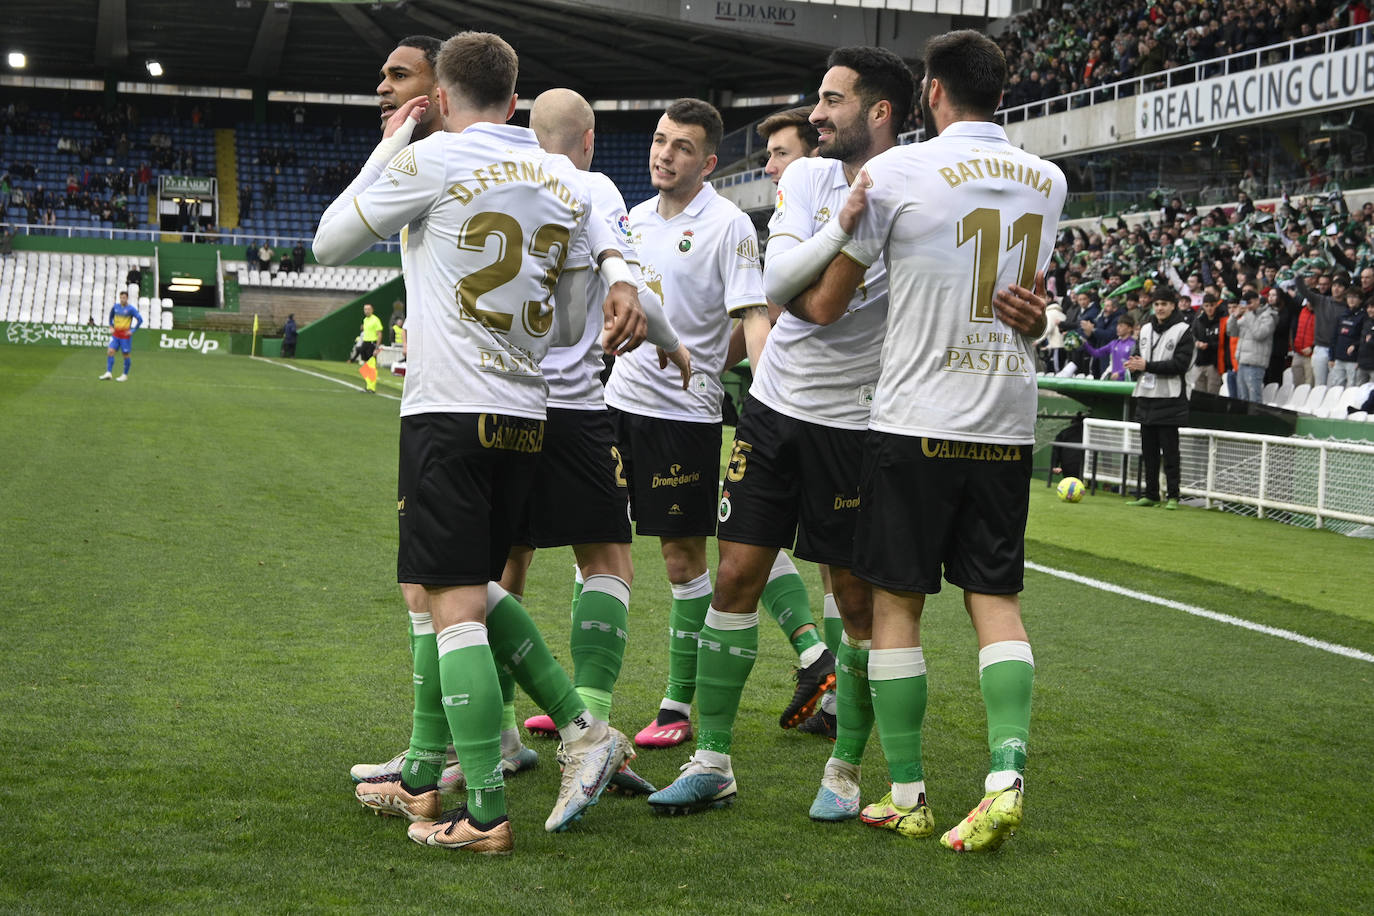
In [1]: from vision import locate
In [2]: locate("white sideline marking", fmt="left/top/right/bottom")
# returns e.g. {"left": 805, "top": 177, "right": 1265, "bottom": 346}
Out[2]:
{"left": 251, "top": 356, "right": 401, "bottom": 401}
{"left": 1025, "top": 561, "right": 1374, "bottom": 664}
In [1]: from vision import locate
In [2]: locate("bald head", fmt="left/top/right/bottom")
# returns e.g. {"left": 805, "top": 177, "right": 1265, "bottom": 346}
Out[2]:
{"left": 531, "top": 88, "right": 595, "bottom": 169}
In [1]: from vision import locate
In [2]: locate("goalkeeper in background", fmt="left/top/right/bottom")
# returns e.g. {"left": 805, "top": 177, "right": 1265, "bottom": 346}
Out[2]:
{"left": 99, "top": 290, "right": 143, "bottom": 382}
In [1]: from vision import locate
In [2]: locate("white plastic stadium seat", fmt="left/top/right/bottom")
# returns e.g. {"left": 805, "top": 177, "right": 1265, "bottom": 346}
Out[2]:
{"left": 1219, "top": 375, "right": 1231, "bottom": 398}
{"left": 1285, "top": 383, "right": 1311, "bottom": 410}
{"left": 1261, "top": 382, "right": 1278, "bottom": 405}
{"left": 1314, "top": 387, "right": 1346, "bottom": 418}
{"left": 1301, "top": 385, "right": 1328, "bottom": 414}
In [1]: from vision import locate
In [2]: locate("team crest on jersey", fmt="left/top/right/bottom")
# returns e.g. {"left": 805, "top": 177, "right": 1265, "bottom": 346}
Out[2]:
{"left": 677, "top": 230, "right": 694, "bottom": 255}
{"left": 718, "top": 493, "right": 732, "bottom": 522}
{"left": 617, "top": 213, "right": 633, "bottom": 240}
{"left": 815, "top": 206, "right": 831, "bottom": 224}
{"left": 735, "top": 237, "right": 759, "bottom": 262}
{"left": 388, "top": 146, "right": 418, "bottom": 177}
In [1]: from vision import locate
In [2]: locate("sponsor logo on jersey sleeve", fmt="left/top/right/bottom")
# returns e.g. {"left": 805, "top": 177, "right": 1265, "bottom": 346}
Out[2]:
{"left": 735, "top": 237, "right": 759, "bottom": 262}
{"left": 617, "top": 213, "right": 633, "bottom": 240}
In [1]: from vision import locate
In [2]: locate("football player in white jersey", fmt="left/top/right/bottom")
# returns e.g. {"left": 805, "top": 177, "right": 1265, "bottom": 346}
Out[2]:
{"left": 313, "top": 32, "right": 647, "bottom": 854}
{"left": 504, "top": 88, "right": 690, "bottom": 796}
{"left": 344, "top": 34, "right": 540, "bottom": 799}
{"left": 800, "top": 30, "right": 1064, "bottom": 852}
{"left": 602, "top": 99, "right": 772, "bottom": 754}
{"left": 750, "top": 105, "right": 851, "bottom": 739}
{"left": 649, "top": 47, "right": 916, "bottom": 818}
{"left": 759, "top": 106, "right": 818, "bottom": 186}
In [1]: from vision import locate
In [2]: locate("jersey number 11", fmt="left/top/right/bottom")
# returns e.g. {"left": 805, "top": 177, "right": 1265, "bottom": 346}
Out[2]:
{"left": 956, "top": 208, "right": 1042, "bottom": 323}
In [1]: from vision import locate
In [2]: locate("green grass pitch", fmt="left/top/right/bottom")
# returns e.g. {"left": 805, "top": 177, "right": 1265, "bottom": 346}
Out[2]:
{"left": 2, "top": 343, "right": 1372, "bottom": 914}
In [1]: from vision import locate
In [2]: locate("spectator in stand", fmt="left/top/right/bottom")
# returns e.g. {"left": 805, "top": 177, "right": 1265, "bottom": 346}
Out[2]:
{"left": 1356, "top": 299, "right": 1374, "bottom": 385}
{"left": 1082, "top": 313, "right": 1138, "bottom": 380}
{"left": 279, "top": 251, "right": 294, "bottom": 274}
{"left": 1231, "top": 289, "right": 1277, "bottom": 402}
{"left": 1294, "top": 268, "right": 1349, "bottom": 386}
{"left": 1037, "top": 295, "right": 1068, "bottom": 372}
{"left": 1263, "top": 283, "right": 1298, "bottom": 385}
{"left": 1126, "top": 290, "right": 1195, "bottom": 510}
{"left": 1081, "top": 296, "right": 1125, "bottom": 375}
{"left": 240, "top": 183, "right": 253, "bottom": 219}
{"left": 258, "top": 241, "right": 274, "bottom": 273}
{"left": 1290, "top": 294, "right": 1317, "bottom": 386}
{"left": 1191, "top": 294, "right": 1225, "bottom": 393}
{"left": 246, "top": 240, "right": 259, "bottom": 271}
{"left": 1329, "top": 288, "right": 1367, "bottom": 387}
{"left": 292, "top": 241, "right": 306, "bottom": 272}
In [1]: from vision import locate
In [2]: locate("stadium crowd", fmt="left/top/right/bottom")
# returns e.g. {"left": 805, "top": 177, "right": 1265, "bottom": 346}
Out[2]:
{"left": 998, "top": 0, "right": 1357, "bottom": 113}
{"left": 1038, "top": 187, "right": 1374, "bottom": 396}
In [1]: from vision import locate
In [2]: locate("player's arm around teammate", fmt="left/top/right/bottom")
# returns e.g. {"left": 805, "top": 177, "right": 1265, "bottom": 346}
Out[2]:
{"left": 803, "top": 31, "right": 1066, "bottom": 852}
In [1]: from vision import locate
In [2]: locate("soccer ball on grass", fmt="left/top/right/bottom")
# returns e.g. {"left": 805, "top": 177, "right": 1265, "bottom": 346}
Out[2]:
{"left": 1056, "top": 477, "right": 1085, "bottom": 503}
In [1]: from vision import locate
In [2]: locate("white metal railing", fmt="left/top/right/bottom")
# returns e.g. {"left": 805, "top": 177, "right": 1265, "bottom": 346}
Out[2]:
{"left": 997, "top": 21, "right": 1373, "bottom": 125}
{"left": 0, "top": 222, "right": 399, "bottom": 252}
{"left": 1082, "top": 418, "right": 1374, "bottom": 533}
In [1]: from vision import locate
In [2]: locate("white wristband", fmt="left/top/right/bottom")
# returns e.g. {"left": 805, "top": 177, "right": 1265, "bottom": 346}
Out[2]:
{"left": 598, "top": 255, "right": 634, "bottom": 289}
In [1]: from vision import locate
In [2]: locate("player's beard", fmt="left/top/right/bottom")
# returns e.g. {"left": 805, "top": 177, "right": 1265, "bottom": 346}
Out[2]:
{"left": 920, "top": 82, "right": 937, "bottom": 138}
{"left": 817, "top": 115, "right": 868, "bottom": 163}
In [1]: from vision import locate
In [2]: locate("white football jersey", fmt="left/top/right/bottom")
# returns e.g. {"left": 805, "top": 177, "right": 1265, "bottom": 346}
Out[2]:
{"left": 543, "top": 171, "right": 637, "bottom": 411}
{"left": 844, "top": 121, "right": 1067, "bottom": 444}
{"left": 756, "top": 156, "right": 888, "bottom": 430}
{"left": 604, "top": 182, "right": 765, "bottom": 422}
{"left": 353, "top": 123, "right": 593, "bottom": 420}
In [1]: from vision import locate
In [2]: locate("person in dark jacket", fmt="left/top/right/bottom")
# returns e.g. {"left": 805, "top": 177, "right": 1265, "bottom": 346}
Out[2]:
{"left": 1355, "top": 299, "right": 1374, "bottom": 387}
{"left": 1329, "top": 289, "right": 1367, "bottom": 388}
{"left": 1189, "top": 294, "right": 1224, "bottom": 394}
{"left": 281, "top": 314, "right": 298, "bottom": 358}
{"left": 1125, "top": 290, "right": 1195, "bottom": 510}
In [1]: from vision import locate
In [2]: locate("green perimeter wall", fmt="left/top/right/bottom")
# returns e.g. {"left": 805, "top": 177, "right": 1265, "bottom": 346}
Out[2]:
{"left": 295, "top": 276, "right": 405, "bottom": 361}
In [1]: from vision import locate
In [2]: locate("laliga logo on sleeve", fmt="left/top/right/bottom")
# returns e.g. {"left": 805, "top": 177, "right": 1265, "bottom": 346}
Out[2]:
{"left": 676, "top": 229, "right": 694, "bottom": 255}
{"left": 617, "top": 213, "right": 633, "bottom": 240}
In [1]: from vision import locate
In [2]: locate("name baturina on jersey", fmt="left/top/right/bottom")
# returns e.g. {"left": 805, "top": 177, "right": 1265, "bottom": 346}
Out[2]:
{"left": 937, "top": 156, "right": 1056, "bottom": 198}
{"left": 446, "top": 160, "right": 585, "bottom": 214}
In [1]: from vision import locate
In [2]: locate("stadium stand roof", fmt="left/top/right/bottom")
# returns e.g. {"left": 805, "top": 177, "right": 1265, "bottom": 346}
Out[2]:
{"left": 3, "top": 0, "right": 896, "bottom": 102}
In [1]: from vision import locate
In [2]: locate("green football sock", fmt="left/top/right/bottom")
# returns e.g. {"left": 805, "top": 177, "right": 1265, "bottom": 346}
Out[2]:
{"left": 485, "top": 587, "right": 585, "bottom": 729}
{"left": 436, "top": 623, "right": 505, "bottom": 824}
{"left": 868, "top": 647, "right": 928, "bottom": 784}
{"left": 761, "top": 555, "right": 819, "bottom": 657}
{"left": 694, "top": 609, "right": 758, "bottom": 755}
{"left": 979, "top": 641, "right": 1035, "bottom": 776}
{"left": 403, "top": 612, "right": 447, "bottom": 788}
{"left": 821, "top": 593, "right": 843, "bottom": 654}
{"left": 571, "top": 574, "right": 630, "bottom": 721}
{"left": 665, "top": 571, "right": 712, "bottom": 705}
{"left": 498, "top": 664, "right": 517, "bottom": 733}
{"left": 832, "top": 636, "right": 874, "bottom": 767}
